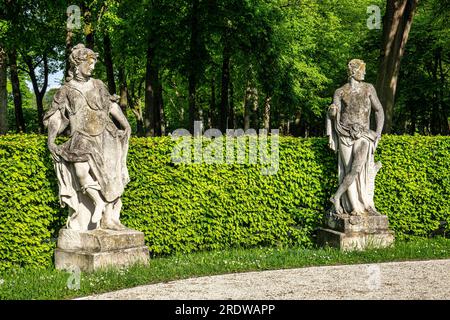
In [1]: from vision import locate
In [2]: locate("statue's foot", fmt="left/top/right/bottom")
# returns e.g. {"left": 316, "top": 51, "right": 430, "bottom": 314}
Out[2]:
{"left": 91, "top": 203, "right": 106, "bottom": 224}
{"left": 330, "top": 197, "right": 343, "bottom": 215}
{"left": 101, "top": 219, "right": 127, "bottom": 231}
{"left": 367, "top": 207, "right": 381, "bottom": 216}
{"left": 112, "top": 220, "right": 128, "bottom": 230}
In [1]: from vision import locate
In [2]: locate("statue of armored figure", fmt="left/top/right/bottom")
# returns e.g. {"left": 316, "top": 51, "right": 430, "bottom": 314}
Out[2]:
{"left": 44, "top": 43, "right": 131, "bottom": 231}
{"left": 327, "top": 59, "right": 384, "bottom": 216}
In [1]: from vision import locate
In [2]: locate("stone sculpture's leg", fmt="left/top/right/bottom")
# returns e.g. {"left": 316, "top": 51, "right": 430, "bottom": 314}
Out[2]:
{"left": 74, "top": 162, "right": 106, "bottom": 224}
{"left": 331, "top": 138, "right": 369, "bottom": 214}
{"left": 101, "top": 199, "right": 127, "bottom": 230}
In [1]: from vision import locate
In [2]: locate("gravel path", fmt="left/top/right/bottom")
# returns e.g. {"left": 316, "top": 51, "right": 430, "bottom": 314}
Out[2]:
{"left": 80, "top": 259, "right": 450, "bottom": 300}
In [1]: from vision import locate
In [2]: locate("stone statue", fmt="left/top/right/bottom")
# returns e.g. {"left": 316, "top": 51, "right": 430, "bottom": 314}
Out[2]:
{"left": 44, "top": 43, "right": 131, "bottom": 231}
{"left": 326, "top": 59, "right": 384, "bottom": 216}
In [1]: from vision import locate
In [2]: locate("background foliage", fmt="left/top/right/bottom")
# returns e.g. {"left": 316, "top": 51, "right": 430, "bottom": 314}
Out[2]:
{"left": 1, "top": 134, "right": 449, "bottom": 271}
{"left": 1, "top": 0, "right": 448, "bottom": 136}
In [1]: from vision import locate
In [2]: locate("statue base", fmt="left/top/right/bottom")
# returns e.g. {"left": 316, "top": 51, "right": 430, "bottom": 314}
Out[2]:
{"left": 317, "top": 212, "right": 394, "bottom": 251}
{"left": 55, "top": 228, "right": 149, "bottom": 272}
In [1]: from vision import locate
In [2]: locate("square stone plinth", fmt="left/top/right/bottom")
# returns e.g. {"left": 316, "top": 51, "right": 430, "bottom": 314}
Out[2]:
{"left": 325, "top": 213, "right": 390, "bottom": 234}
{"left": 55, "top": 228, "right": 149, "bottom": 272}
{"left": 57, "top": 228, "right": 146, "bottom": 252}
{"left": 317, "top": 227, "right": 395, "bottom": 251}
{"left": 317, "top": 212, "right": 395, "bottom": 251}
{"left": 55, "top": 246, "right": 149, "bottom": 272}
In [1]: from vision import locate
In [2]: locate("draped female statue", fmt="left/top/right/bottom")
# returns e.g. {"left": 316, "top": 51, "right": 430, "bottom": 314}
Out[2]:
{"left": 44, "top": 44, "right": 131, "bottom": 231}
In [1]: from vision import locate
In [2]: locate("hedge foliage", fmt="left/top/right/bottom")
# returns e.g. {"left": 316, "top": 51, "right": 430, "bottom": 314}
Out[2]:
{"left": 0, "top": 135, "right": 60, "bottom": 271}
{"left": 0, "top": 134, "right": 449, "bottom": 270}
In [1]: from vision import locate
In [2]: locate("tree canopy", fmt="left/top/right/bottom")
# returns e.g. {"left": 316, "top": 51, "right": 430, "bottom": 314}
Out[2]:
{"left": 0, "top": 0, "right": 448, "bottom": 136}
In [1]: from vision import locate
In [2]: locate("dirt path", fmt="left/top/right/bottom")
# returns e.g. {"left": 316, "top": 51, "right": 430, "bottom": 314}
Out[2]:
{"left": 80, "top": 259, "right": 450, "bottom": 300}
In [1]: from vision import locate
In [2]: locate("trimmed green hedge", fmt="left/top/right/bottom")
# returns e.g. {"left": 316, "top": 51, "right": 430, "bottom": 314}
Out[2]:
{"left": 0, "top": 134, "right": 449, "bottom": 270}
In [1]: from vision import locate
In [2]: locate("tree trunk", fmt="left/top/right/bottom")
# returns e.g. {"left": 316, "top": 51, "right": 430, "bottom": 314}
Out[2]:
{"left": 25, "top": 54, "right": 48, "bottom": 133}
{"left": 103, "top": 33, "right": 116, "bottom": 94}
{"left": 8, "top": 49, "right": 25, "bottom": 132}
{"left": 65, "top": 28, "right": 73, "bottom": 79}
{"left": 153, "top": 68, "right": 163, "bottom": 137}
{"left": 188, "top": 77, "right": 197, "bottom": 134}
{"left": 35, "top": 95, "right": 45, "bottom": 133}
{"left": 156, "top": 80, "right": 164, "bottom": 136}
{"left": 129, "top": 79, "right": 144, "bottom": 137}
{"left": 376, "top": 0, "right": 419, "bottom": 133}
{"left": 228, "top": 76, "right": 235, "bottom": 129}
{"left": 188, "top": 0, "right": 200, "bottom": 133}
{"left": 409, "top": 100, "right": 416, "bottom": 135}
{"left": 263, "top": 95, "right": 271, "bottom": 130}
{"left": 292, "top": 110, "right": 302, "bottom": 137}
{"left": 430, "top": 48, "right": 440, "bottom": 135}
{"left": 0, "top": 46, "right": 7, "bottom": 135}
{"left": 249, "top": 87, "right": 259, "bottom": 129}
{"left": 244, "top": 86, "right": 251, "bottom": 131}
{"left": 134, "top": 102, "right": 144, "bottom": 137}
{"left": 81, "top": 2, "right": 95, "bottom": 49}
{"left": 220, "top": 40, "right": 231, "bottom": 133}
{"left": 144, "top": 45, "right": 156, "bottom": 137}
{"left": 144, "top": 43, "right": 163, "bottom": 137}
{"left": 244, "top": 86, "right": 258, "bottom": 131}
{"left": 209, "top": 77, "right": 215, "bottom": 129}
{"left": 438, "top": 48, "right": 449, "bottom": 135}
{"left": 118, "top": 67, "right": 128, "bottom": 113}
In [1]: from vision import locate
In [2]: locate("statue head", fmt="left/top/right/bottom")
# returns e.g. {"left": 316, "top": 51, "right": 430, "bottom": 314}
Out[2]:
{"left": 67, "top": 43, "right": 99, "bottom": 82}
{"left": 347, "top": 59, "right": 366, "bottom": 81}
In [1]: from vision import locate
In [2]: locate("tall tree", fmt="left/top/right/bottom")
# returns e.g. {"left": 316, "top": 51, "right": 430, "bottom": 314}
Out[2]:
{"left": 262, "top": 95, "right": 271, "bottom": 130}
{"left": 0, "top": 45, "right": 7, "bottom": 134}
{"left": 3, "top": 0, "right": 65, "bottom": 133}
{"left": 393, "top": 0, "right": 450, "bottom": 135}
{"left": 103, "top": 32, "right": 116, "bottom": 94}
{"left": 219, "top": 33, "right": 231, "bottom": 132}
{"left": 0, "top": 2, "right": 10, "bottom": 135}
{"left": 81, "top": 1, "right": 95, "bottom": 49}
{"left": 8, "top": 49, "right": 26, "bottom": 132}
{"left": 64, "top": 27, "right": 73, "bottom": 79}
{"left": 118, "top": 66, "right": 128, "bottom": 112}
{"left": 23, "top": 53, "right": 48, "bottom": 133}
{"left": 144, "top": 42, "right": 163, "bottom": 137}
{"left": 376, "top": 0, "right": 419, "bottom": 133}
{"left": 188, "top": 0, "right": 201, "bottom": 133}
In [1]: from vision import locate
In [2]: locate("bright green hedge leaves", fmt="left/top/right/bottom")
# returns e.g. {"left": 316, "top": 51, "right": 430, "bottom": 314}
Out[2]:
{"left": 374, "top": 136, "right": 450, "bottom": 239}
{"left": 0, "top": 135, "right": 60, "bottom": 271}
{"left": 0, "top": 134, "right": 449, "bottom": 270}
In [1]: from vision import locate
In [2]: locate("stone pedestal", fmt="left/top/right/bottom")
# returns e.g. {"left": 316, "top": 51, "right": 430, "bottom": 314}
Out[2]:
{"left": 55, "top": 228, "right": 149, "bottom": 272}
{"left": 317, "top": 212, "right": 394, "bottom": 251}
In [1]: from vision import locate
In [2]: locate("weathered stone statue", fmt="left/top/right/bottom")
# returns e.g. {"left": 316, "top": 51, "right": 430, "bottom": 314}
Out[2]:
{"left": 45, "top": 44, "right": 148, "bottom": 271}
{"left": 44, "top": 43, "right": 130, "bottom": 231}
{"left": 326, "top": 59, "right": 383, "bottom": 216}
{"left": 318, "top": 59, "right": 394, "bottom": 250}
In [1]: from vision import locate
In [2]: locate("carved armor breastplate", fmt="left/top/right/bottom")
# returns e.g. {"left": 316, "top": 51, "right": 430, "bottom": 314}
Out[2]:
{"left": 66, "top": 83, "right": 110, "bottom": 136}
{"left": 69, "top": 104, "right": 108, "bottom": 136}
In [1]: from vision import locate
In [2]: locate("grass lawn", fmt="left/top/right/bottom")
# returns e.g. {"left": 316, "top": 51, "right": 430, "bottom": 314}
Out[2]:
{"left": 1, "top": 237, "right": 450, "bottom": 300}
